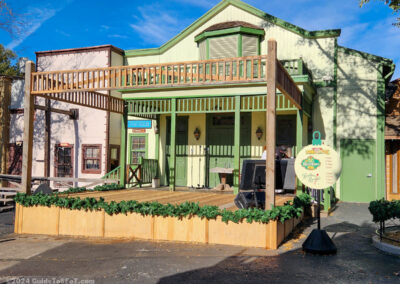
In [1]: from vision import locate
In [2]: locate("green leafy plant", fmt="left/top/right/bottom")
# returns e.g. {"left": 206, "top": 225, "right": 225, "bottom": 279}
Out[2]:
{"left": 15, "top": 192, "right": 311, "bottom": 225}
{"left": 369, "top": 199, "right": 400, "bottom": 222}
{"left": 62, "top": 183, "right": 124, "bottom": 194}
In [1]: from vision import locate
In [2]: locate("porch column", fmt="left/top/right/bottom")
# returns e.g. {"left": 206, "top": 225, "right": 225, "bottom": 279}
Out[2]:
{"left": 233, "top": 95, "right": 241, "bottom": 194}
{"left": 265, "top": 39, "right": 277, "bottom": 210}
{"left": 296, "top": 109, "right": 303, "bottom": 195}
{"left": 155, "top": 116, "right": 160, "bottom": 161}
{"left": 119, "top": 104, "right": 127, "bottom": 187}
{"left": 169, "top": 98, "right": 177, "bottom": 191}
{"left": 155, "top": 116, "right": 160, "bottom": 180}
{"left": 21, "top": 61, "right": 35, "bottom": 195}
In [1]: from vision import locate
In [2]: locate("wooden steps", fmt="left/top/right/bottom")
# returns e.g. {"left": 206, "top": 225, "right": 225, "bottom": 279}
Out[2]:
{"left": 0, "top": 187, "right": 19, "bottom": 210}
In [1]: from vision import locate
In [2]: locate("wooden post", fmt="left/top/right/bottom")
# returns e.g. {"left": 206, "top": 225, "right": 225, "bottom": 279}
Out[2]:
{"left": 119, "top": 104, "right": 127, "bottom": 187}
{"left": 233, "top": 95, "right": 241, "bottom": 194}
{"left": 21, "top": 61, "right": 35, "bottom": 195}
{"left": 296, "top": 109, "right": 303, "bottom": 195}
{"left": 44, "top": 98, "right": 51, "bottom": 180}
{"left": 169, "top": 98, "right": 177, "bottom": 191}
{"left": 0, "top": 76, "right": 12, "bottom": 187}
{"left": 265, "top": 39, "right": 277, "bottom": 210}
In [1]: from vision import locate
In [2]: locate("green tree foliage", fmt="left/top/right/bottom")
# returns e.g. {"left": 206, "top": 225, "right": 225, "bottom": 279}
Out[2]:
{"left": 0, "top": 44, "right": 19, "bottom": 76}
{"left": 360, "top": 0, "right": 400, "bottom": 26}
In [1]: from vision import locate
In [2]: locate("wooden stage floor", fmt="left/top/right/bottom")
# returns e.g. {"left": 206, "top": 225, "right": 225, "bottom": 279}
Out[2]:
{"left": 67, "top": 189, "right": 295, "bottom": 211}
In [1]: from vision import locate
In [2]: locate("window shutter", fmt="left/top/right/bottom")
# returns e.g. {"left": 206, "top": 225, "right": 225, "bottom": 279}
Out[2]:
{"left": 242, "top": 35, "right": 258, "bottom": 57}
{"left": 199, "top": 40, "right": 207, "bottom": 60}
{"left": 209, "top": 35, "right": 238, "bottom": 59}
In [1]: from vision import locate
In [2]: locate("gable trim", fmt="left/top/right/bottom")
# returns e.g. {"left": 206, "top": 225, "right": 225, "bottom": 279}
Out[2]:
{"left": 194, "top": 26, "right": 264, "bottom": 42}
{"left": 337, "top": 45, "right": 392, "bottom": 65}
{"left": 125, "top": 0, "right": 341, "bottom": 58}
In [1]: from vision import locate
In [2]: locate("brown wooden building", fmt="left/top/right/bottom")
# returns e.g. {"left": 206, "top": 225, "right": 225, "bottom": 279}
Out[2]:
{"left": 385, "top": 79, "right": 400, "bottom": 200}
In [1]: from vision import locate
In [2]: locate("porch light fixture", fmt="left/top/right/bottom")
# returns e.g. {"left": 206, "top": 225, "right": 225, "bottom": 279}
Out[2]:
{"left": 256, "top": 127, "right": 263, "bottom": 140}
{"left": 194, "top": 128, "right": 201, "bottom": 140}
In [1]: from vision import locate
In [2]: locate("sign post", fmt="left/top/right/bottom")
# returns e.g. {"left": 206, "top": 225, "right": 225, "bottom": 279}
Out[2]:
{"left": 295, "top": 131, "right": 342, "bottom": 254}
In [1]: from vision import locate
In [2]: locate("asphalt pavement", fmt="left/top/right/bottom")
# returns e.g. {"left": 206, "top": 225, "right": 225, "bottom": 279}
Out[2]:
{"left": 0, "top": 203, "right": 399, "bottom": 284}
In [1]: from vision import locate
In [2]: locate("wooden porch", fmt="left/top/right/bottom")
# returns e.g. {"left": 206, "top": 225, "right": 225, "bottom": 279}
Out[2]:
{"left": 66, "top": 189, "right": 295, "bottom": 211}
{"left": 19, "top": 39, "right": 307, "bottom": 212}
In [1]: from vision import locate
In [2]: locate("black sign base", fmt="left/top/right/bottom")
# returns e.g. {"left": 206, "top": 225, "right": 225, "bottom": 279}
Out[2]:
{"left": 302, "top": 229, "right": 337, "bottom": 254}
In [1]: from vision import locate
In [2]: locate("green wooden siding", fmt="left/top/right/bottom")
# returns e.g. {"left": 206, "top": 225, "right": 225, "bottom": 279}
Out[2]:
{"left": 340, "top": 139, "right": 376, "bottom": 202}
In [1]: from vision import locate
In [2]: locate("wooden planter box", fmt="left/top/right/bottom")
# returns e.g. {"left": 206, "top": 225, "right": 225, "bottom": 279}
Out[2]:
{"left": 14, "top": 204, "right": 303, "bottom": 249}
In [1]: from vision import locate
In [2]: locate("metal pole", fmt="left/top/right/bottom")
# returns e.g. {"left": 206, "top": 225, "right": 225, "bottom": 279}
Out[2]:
{"left": 317, "top": 190, "right": 321, "bottom": 230}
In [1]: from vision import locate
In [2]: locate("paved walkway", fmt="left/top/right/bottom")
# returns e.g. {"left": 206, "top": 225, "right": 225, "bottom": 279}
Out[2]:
{"left": 0, "top": 203, "right": 399, "bottom": 283}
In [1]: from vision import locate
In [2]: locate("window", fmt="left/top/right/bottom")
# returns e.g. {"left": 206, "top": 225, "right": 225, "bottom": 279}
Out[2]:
{"left": 209, "top": 35, "right": 238, "bottom": 59}
{"left": 129, "top": 135, "right": 147, "bottom": 164}
{"left": 7, "top": 143, "right": 23, "bottom": 175}
{"left": 54, "top": 144, "right": 74, "bottom": 186}
{"left": 82, "top": 144, "right": 102, "bottom": 174}
{"left": 109, "top": 145, "right": 120, "bottom": 171}
{"left": 195, "top": 22, "right": 264, "bottom": 60}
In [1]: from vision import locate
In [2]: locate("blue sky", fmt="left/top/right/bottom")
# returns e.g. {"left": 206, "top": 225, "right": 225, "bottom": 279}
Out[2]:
{"left": 1, "top": 0, "right": 399, "bottom": 78}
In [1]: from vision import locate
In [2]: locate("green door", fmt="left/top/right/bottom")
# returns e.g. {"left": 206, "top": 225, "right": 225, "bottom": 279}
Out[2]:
{"left": 166, "top": 117, "right": 188, "bottom": 186}
{"left": 206, "top": 113, "right": 251, "bottom": 188}
{"left": 340, "top": 139, "right": 376, "bottom": 202}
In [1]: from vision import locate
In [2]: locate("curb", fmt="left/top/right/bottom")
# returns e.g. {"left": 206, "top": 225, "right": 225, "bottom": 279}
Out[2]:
{"left": 372, "top": 235, "right": 400, "bottom": 256}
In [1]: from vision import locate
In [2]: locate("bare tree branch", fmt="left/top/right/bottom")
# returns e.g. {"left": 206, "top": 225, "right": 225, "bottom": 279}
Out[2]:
{"left": 360, "top": 0, "right": 400, "bottom": 27}
{"left": 0, "top": 0, "right": 24, "bottom": 36}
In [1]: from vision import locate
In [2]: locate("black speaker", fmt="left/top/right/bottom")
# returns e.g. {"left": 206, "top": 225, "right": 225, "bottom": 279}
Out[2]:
{"left": 239, "top": 159, "right": 284, "bottom": 190}
{"left": 234, "top": 191, "right": 265, "bottom": 210}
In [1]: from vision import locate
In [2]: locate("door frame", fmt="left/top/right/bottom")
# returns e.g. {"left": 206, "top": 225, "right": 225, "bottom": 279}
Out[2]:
{"left": 128, "top": 133, "right": 148, "bottom": 165}
{"left": 54, "top": 144, "right": 74, "bottom": 186}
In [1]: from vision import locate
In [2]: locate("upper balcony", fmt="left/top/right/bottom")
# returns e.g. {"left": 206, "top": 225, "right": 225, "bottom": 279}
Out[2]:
{"left": 29, "top": 55, "right": 307, "bottom": 111}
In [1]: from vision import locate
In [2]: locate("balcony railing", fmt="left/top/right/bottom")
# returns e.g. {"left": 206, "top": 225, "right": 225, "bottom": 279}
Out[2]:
{"left": 281, "top": 58, "right": 313, "bottom": 79}
{"left": 29, "top": 55, "right": 306, "bottom": 110}
{"left": 31, "top": 55, "right": 268, "bottom": 94}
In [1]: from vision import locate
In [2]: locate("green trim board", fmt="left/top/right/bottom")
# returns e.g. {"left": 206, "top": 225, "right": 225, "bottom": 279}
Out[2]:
{"left": 124, "top": 0, "right": 341, "bottom": 58}
{"left": 194, "top": 26, "right": 264, "bottom": 42}
{"left": 376, "top": 64, "right": 386, "bottom": 200}
{"left": 233, "top": 96, "right": 241, "bottom": 194}
{"left": 119, "top": 105, "right": 128, "bottom": 186}
{"left": 169, "top": 98, "right": 177, "bottom": 191}
{"left": 237, "top": 34, "right": 243, "bottom": 57}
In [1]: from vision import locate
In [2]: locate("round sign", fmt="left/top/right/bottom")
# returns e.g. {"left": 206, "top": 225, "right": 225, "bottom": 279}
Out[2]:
{"left": 295, "top": 144, "right": 342, "bottom": 189}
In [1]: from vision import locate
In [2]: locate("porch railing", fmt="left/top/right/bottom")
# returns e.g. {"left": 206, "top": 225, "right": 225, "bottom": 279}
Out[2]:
{"left": 127, "top": 158, "right": 159, "bottom": 187}
{"left": 281, "top": 58, "right": 313, "bottom": 79}
{"left": 102, "top": 166, "right": 121, "bottom": 181}
{"left": 127, "top": 93, "right": 298, "bottom": 117}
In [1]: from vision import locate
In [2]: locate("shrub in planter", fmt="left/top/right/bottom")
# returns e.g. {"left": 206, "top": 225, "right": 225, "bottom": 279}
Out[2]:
{"left": 15, "top": 192, "right": 311, "bottom": 225}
